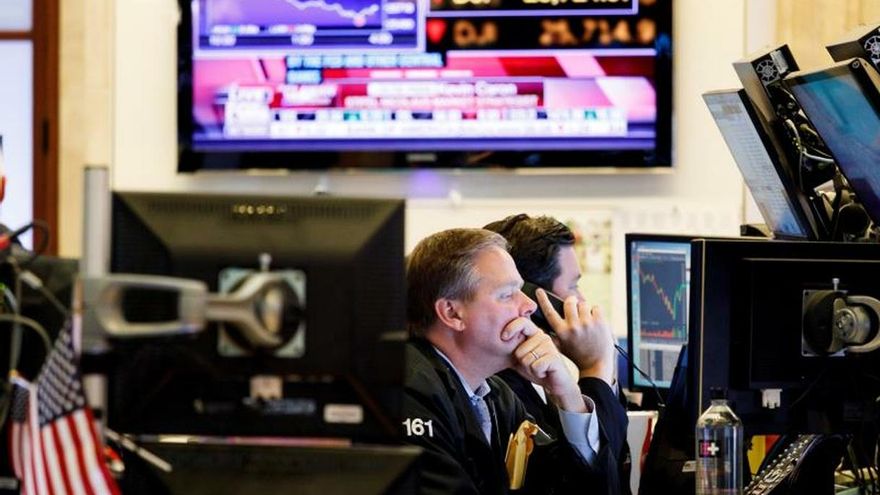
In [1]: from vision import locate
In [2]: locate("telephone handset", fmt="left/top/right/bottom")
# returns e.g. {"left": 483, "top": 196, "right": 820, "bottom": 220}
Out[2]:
{"left": 746, "top": 434, "right": 845, "bottom": 495}
{"left": 521, "top": 281, "right": 565, "bottom": 335}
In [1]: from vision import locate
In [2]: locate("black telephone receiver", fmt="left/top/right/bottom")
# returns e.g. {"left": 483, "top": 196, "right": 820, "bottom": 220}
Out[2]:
{"left": 521, "top": 281, "right": 566, "bottom": 335}
{"left": 746, "top": 434, "right": 845, "bottom": 495}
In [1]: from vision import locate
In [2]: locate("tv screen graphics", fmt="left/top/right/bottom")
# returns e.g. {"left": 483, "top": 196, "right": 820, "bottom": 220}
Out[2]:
{"left": 178, "top": 0, "right": 672, "bottom": 171}
{"left": 785, "top": 58, "right": 880, "bottom": 225}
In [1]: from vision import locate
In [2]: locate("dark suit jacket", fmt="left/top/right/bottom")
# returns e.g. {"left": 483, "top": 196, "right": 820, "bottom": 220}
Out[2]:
{"left": 497, "top": 369, "right": 633, "bottom": 495}
{"left": 403, "top": 339, "right": 624, "bottom": 495}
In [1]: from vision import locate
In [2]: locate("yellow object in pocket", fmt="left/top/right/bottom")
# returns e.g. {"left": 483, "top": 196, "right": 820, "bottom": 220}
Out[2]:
{"left": 505, "top": 420, "right": 540, "bottom": 489}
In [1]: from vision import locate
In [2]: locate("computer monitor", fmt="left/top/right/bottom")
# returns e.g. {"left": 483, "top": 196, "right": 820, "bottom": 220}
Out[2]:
{"left": 104, "top": 192, "right": 406, "bottom": 444}
{"left": 703, "top": 88, "right": 818, "bottom": 240}
{"left": 119, "top": 442, "right": 422, "bottom": 495}
{"left": 733, "top": 45, "right": 839, "bottom": 200}
{"left": 785, "top": 58, "right": 880, "bottom": 226}
{"left": 625, "top": 233, "right": 692, "bottom": 391}
{"left": 689, "top": 237, "right": 880, "bottom": 435}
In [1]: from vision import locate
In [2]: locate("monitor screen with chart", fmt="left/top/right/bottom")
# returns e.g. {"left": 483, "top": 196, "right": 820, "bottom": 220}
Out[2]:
{"left": 626, "top": 233, "right": 692, "bottom": 389}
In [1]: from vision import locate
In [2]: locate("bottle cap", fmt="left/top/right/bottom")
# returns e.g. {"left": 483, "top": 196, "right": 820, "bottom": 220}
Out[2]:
{"left": 709, "top": 387, "right": 728, "bottom": 400}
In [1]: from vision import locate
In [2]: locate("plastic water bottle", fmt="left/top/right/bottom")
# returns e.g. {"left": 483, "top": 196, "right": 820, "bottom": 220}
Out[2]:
{"left": 695, "top": 396, "right": 743, "bottom": 494}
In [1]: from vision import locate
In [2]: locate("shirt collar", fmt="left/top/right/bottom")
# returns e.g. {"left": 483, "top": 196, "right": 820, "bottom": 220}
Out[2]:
{"left": 431, "top": 345, "right": 491, "bottom": 401}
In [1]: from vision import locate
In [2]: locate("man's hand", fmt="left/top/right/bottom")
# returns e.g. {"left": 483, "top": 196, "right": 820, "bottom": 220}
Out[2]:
{"left": 501, "top": 317, "right": 587, "bottom": 413}
{"left": 535, "top": 289, "right": 615, "bottom": 386}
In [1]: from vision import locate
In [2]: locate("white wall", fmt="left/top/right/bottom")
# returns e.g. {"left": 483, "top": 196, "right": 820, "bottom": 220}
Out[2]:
{"left": 106, "top": 0, "right": 772, "bottom": 334}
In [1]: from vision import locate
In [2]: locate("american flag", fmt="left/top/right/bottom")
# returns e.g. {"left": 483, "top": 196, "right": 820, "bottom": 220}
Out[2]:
{"left": 8, "top": 322, "right": 120, "bottom": 495}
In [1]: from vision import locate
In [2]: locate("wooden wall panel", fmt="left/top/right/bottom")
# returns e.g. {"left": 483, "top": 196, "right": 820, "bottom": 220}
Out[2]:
{"left": 777, "top": 0, "right": 880, "bottom": 70}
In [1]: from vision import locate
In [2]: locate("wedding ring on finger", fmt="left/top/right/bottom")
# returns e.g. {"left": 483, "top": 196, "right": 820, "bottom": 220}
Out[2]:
{"left": 530, "top": 350, "right": 540, "bottom": 362}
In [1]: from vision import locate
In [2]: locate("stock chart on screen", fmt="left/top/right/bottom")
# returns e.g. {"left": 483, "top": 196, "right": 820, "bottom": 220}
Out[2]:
{"left": 627, "top": 238, "right": 691, "bottom": 388}
{"left": 180, "top": 0, "right": 671, "bottom": 168}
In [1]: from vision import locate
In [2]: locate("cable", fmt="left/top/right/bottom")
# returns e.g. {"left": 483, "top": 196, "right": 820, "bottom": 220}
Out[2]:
{"left": 614, "top": 343, "right": 666, "bottom": 410}
{"left": 0, "top": 314, "right": 52, "bottom": 357}
{"left": 853, "top": 440, "right": 870, "bottom": 491}
{"left": 18, "top": 269, "right": 70, "bottom": 318}
{"left": 0, "top": 315, "right": 52, "bottom": 429}
{"left": 2, "top": 285, "right": 19, "bottom": 312}
{"left": 802, "top": 150, "right": 835, "bottom": 164}
{"left": 10, "top": 256, "right": 24, "bottom": 374}
{"left": 0, "top": 285, "right": 20, "bottom": 430}
{"left": 0, "top": 222, "right": 34, "bottom": 251}
{"left": 783, "top": 119, "right": 807, "bottom": 191}
{"left": 2, "top": 284, "right": 23, "bottom": 370}
{"left": 0, "top": 228, "right": 55, "bottom": 431}
{"left": 17, "top": 220, "right": 50, "bottom": 269}
{"left": 0, "top": 220, "right": 51, "bottom": 268}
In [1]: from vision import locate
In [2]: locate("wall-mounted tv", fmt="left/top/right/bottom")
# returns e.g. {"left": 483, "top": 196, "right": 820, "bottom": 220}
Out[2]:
{"left": 177, "top": 0, "right": 672, "bottom": 172}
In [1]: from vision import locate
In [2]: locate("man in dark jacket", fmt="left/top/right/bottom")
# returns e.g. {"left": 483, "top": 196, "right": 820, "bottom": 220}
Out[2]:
{"left": 403, "top": 228, "right": 623, "bottom": 494}
{"left": 485, "top": 214, "right": 632, "bottom": 495}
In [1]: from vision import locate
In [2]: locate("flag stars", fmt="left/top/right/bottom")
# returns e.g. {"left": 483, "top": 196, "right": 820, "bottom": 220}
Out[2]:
{"left": 10, "top": 321, "right": 121, "bottom": 493}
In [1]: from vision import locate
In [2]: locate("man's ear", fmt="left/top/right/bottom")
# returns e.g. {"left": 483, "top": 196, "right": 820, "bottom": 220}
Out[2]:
{"left": 434, "top": 298, "right": 465, "bottom": 332}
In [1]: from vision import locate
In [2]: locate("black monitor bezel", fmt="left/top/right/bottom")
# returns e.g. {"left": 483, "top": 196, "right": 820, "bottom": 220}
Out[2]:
{"left": 688, "top": 237, "right": 880, "bottom": 435}
{"left": 175, "top": 0, "right": 674, "bottom": 172}
{"left": 624, "top": 232, "right": 695, "bottom": 397}
{"left": 702, "top": 88, "right": 819, "bottom": 240}
{"left": 104, "top": 191, "right": 407, "bottom": 442}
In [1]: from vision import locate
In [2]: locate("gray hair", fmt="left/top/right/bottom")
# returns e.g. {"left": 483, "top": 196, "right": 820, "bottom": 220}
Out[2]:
{"left": 406, "top": 228, "right": 507, "bottom": 336}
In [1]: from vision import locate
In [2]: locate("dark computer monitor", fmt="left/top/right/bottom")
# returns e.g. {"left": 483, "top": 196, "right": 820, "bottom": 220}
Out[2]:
{"left": 119, "top": 442, "right": 422, "bottom": 495}
{"left": 703, "top": 88, "right": 819, "bottom": 240}
{"left": 785, "top": 58, "right": 880, "bottom": 225}
{"left": 104, "top": 192, "right": 406, "bottom": 444}
{"left": 625, "top": 233, "right": 693, "bottom": 391}
{"left": 688, "top": 237, "right": 880, "bottom": 435}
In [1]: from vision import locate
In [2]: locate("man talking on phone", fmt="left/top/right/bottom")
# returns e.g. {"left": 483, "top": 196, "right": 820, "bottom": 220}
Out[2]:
{"left": 402, "top": 228, "right": 622, "bottom": 494}
{"left": 485, "top": 214, "right": 631, "bottom": 495}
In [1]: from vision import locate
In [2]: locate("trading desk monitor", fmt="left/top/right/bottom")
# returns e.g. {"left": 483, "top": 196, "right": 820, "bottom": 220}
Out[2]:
{"left": 702, "top": 89, "right": 817, "bottom": 240}
{"left": 689, "top": 238, "right": 880, "bottom": 435}
{"left": 625, "top": 234, "right": 691, "bottom": 390}
{"left": 105, "top": 192, "right": 406, "bottom": 443}
{"left": 785, "top": 58, "right": 880, "bottom": 225}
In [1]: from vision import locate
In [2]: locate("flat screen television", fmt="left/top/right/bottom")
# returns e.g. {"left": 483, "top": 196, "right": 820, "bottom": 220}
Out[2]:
{"left": 177, "top": 0, "right": 673, "bottom": 171}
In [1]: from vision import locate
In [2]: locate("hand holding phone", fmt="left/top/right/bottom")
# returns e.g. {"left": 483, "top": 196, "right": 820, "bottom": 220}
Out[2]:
{"left": 522, "top": 281, "right": 615, "bottom": 384}
{"left": 521, "top": 281, "right": 565, "bottom": 335}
